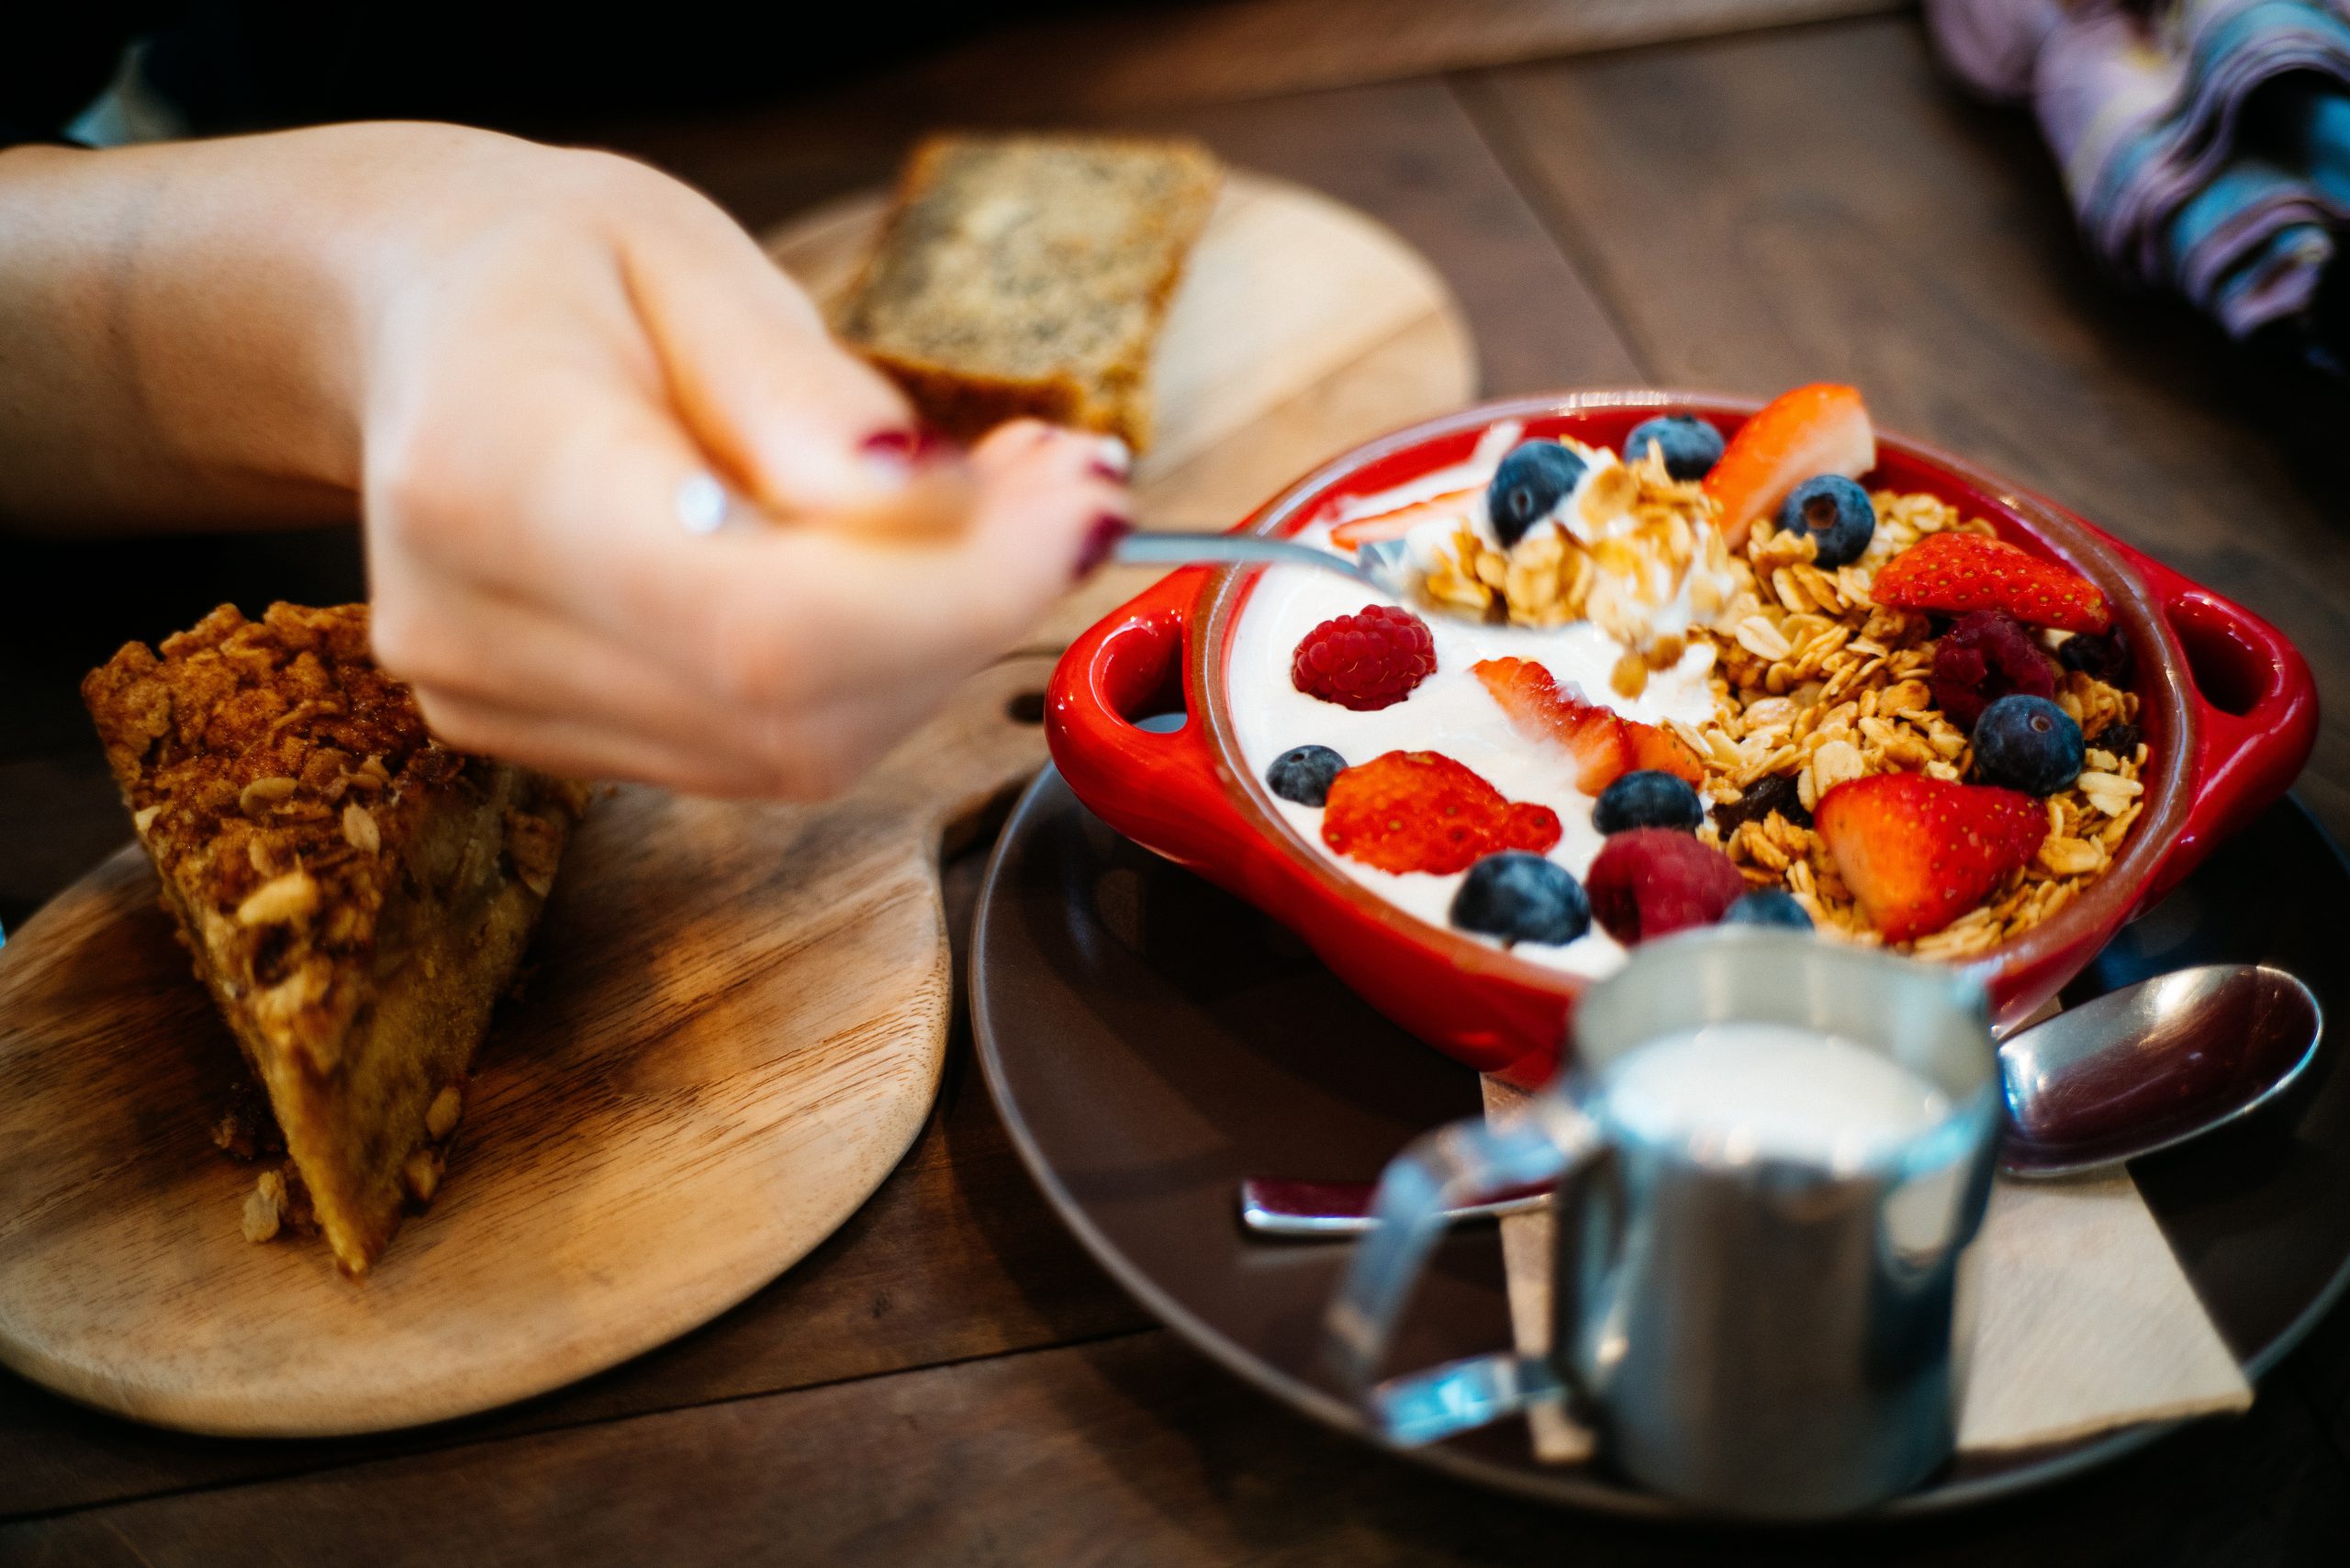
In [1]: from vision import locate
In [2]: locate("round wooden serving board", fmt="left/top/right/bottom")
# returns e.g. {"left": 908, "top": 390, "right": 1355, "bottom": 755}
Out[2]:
{"left": 0, "top": 660, "right": 1052, "bottom": 1438}
{"left": 0, "top": 170, "right": 1474, "bottom": 1438}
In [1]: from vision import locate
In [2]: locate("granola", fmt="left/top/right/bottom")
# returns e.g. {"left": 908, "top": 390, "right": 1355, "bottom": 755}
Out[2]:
{"left": 1401, "top": 456, "right": 2142, "bottom": 957}
{"left": 1424, "top": 441, "right": 1736, "bottom": 662}
{"left": 1680, "top": 493, "right": 2143, "bottom": 958}
{"left": 1232, "top": 392, "right": 2147, "bottom": 973}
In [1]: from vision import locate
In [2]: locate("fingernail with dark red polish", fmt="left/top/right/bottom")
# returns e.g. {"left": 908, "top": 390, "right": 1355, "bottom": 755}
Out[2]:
{"left": 1089, "top": 435, "right": 1133, "bottom": 484}
{"left": 1074, "top": 513, "right": 1133, "bottom": 579}
{"left": 859, "top": 429, "right": 917, "bottom": 488}
{"left": 861, "top": 426, "right": 956, "bottom": 458}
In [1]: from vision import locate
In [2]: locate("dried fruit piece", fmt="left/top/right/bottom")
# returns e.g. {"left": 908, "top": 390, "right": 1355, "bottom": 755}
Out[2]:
{"left": 1472, "top": 656, "right": 1704, "bottom": 794}
{"left": 1292, "top": 605, "right": 1438, "bottom": 711}
{"left": 1872, "top": 532, "right": 2110, "bottom": 633}
{"left": 1322, "top": 750, "right": 1561, "bottom": 875}
{"left": 2058, "top": 629, "right": 2133, "bottom": 683}
{"left": 2088, "top": 719, "right": 2142, "bottom": 757}
{"left": 1709, "top": 772, "right": 1811, "bottom": 834}
{"left": 1814, "top": 774, "right": 2048, "bottom": 942}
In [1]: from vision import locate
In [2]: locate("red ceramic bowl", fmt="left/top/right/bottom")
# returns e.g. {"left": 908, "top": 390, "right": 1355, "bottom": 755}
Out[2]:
{"left": 1046, "top": 392, "right": 2317, "bottom": 1088}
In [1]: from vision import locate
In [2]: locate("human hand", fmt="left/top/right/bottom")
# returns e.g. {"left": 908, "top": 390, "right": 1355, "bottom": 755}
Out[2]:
{"left": 346, "top": 129, "right": 1127, "bottom": 796}
{"left": 0, "top": 124, "right": 1129, "bottom": 797}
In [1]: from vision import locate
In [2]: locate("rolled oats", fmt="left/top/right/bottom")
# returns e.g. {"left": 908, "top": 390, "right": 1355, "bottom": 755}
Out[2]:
{"left": 1691, "top": 490, "right": 2144, "bottom": 956}
{"left": 242, "top": 1170, "right": 287, "bottom": 1244}
{"left": 341, "top": 801, "right": 381, "bottom": 855}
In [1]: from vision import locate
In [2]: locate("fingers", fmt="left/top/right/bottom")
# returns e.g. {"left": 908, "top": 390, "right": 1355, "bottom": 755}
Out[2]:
{"left": 357, "top": 169, "right": 1138, "bottom": 800}
{"left": 411, "top": 689, "right": 769, "bottom": 797}
{"left": 369, "top": 568, "right": 749, "bottom": 759}
{"left": 375, "top": 569, "right": 965, "bottom": 797}
{"left": 666, "top": 420, "right": 1129, "bottom": 711}
{"left": 618, "top": 197, "right": 917, "bottom": 517}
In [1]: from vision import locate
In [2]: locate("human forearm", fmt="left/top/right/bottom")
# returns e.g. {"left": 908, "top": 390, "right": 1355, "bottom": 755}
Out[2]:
{"left": 0, "top": 125, "right": 526, "bottom": 532}
{"left": 0, "top": 121, "right": 1129, "bottom": 799}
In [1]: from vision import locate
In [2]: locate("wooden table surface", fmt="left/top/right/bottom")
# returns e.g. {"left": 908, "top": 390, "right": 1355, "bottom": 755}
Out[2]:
{"left": 6, "top": 9, "right": 2350, "bottom": 1563}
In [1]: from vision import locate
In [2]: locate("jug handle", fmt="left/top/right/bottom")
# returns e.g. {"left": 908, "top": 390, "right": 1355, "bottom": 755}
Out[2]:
{"left": 1326, "top": 1099, "right": 1603, "bottom": 1446}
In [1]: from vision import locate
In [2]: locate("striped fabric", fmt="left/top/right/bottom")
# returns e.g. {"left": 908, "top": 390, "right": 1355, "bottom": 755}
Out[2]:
{"left": 1927, "top": 1, "right": 2350, "bottom": 359}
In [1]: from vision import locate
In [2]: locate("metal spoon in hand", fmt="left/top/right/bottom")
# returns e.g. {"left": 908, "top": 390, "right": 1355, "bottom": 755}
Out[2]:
{"left": 1111, "top": 532, "right": 1435, "bottom": 608}
{"left": 1239, "top": 963, "right": 2322, "bottom": 1238}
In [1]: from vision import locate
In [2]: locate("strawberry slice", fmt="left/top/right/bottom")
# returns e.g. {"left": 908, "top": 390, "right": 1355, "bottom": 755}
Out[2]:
{"left": 1322, "top": 750, "right": 1561, "bottom": 875}
{"left": 1814, "top": 774, "right": 2048, "bottom": 943}
{"left": 1871, "top": 532, "right": 2111, "bottom": 634}
{"left": 1472, "top": 656, "right": 1705, "bottom": 794}
{"left": 1328, "top": 487, "right": 1480, "bottom": 551}
{"left": 1703, "top": 384, "right": 1876, "bottom": 550}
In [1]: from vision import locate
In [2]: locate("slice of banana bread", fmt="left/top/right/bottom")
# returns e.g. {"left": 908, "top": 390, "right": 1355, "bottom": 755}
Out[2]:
{"left": 835, "top": 132, "right": 1223, "bottom": 453}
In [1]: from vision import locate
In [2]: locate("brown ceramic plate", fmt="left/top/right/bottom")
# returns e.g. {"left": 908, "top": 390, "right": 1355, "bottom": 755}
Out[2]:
{"left": 970, "top": 760, "right": 2350, "bottom": 1516}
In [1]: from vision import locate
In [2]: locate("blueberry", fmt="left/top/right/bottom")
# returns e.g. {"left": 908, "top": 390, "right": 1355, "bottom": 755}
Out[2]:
{"left": 1486, "top": 441, "right": 1587, "bottom": 550}
{"left": 1450, "top": 852, "right": 1592, "bottom": 947}
{"left": 1778, "top": 474, "right": 1876, "bottom": 567}
{"left": 1723, "top": 889, "right": 1814, "bottom": 930}
{"left": 1624, "top": 415, "right": 1726, "bottom": 481}
{"left": 1593, "top": 769, "right": 1706, "bottom": 834}
{"left": 1266, "top": 745, "right": 1348, "bottom": 807}
{"left": 1973, "top": 694, "right": 2084, "bottom": 795}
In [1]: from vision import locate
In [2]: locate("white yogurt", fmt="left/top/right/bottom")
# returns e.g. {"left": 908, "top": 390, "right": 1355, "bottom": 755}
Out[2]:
{"left": 1599, "top": 1022, "right": 1952, "bottom": 1169}
{"left": 1225, "top": 423, "right": 1721, "bottom": 978}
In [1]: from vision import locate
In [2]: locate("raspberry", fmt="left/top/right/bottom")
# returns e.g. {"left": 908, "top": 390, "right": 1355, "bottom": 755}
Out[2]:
{"left": 1584, "top": 829, "right": 1748, "bottom": 945}
{"left": 1292, "top": 605, "right": 1436, "bottom": 711}
{"left": 1930, "top": 610, "right": 2056, "bottom": 731}
{"left": 1322, "top": 750, "right": 1560, "bottom": 875}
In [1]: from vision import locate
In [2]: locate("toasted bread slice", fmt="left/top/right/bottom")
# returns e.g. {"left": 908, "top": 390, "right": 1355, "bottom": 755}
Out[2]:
{"left": 835, "top": 132, "right": 1223, "bottom": 452}
{"left": 83, "top": 604, "right": 588, "bottom": 1275}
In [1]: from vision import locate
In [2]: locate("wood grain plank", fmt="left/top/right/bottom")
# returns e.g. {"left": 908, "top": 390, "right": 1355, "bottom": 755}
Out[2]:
{"left": 626, "top": 0, "right": 1912, "bottom": 129}
{"left": 0, "top": 824, "right": 1153, "bottom": 1519}
{"left": 1455, "top": 17, "right": 2350, "bottom": 836}
{"left": 11, "top": 1328, "right": 2350, "bottom": 1567}
{"left": 1137, "top": 84, "right": 1643, "bottom": 398}
{"left": 620, "top": 79, "right": 1639, "bottom": 403}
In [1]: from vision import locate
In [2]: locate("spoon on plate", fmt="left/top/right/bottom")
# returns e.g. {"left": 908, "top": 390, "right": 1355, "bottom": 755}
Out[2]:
{"left": 1238, "top": 963, "right": 2322, "bottom": 1238}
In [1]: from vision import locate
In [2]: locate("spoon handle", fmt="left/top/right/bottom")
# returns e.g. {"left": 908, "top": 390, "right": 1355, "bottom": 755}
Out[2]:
{"left": 1112, "top": 531, "right": 1389, "bottom": 593}
{"left": 1238, "top": 1176, "right": 1550, "bottom": 1237}
{"left": 1237, "top": 1140, "right": 2071, "bottom": 1236}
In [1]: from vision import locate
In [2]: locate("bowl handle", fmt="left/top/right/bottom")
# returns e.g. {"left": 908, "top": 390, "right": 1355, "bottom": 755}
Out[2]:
{"left": 2039, "top": 498, "right": 2317, "bottom": 904}
{"left": 1046, "top": 567, "right": 1259, "bottom": 874}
